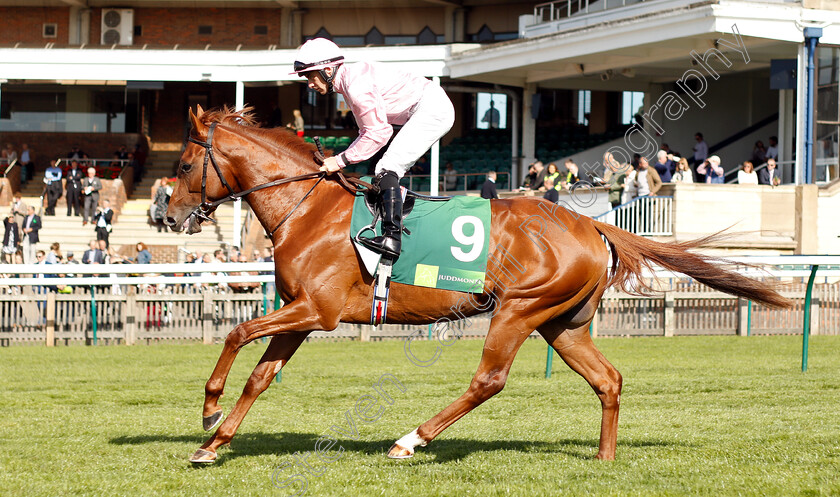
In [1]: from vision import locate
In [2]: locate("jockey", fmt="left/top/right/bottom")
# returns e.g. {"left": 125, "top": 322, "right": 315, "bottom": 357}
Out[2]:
{"left": 292, "top": 38, "right": 455, "bottom": 259}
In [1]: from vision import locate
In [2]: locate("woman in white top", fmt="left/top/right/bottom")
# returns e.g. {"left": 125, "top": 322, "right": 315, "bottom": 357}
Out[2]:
{"left": 672, "top": 157, "right": 694, "bottom": 183}
{"left": 737, "top": 161, "right": 759, "bottom": 185}
{"left": 622, "top": 167, "right": 638, "bottom": 204}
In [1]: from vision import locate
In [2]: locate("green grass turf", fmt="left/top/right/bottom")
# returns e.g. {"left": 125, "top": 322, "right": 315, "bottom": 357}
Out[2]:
{"left": 1, "top": 335, "right": 839, "bottom": 497}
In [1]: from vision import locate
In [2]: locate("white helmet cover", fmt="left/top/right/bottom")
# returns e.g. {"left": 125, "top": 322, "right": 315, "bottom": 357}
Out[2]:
{"left": 292, "top": 38, "right": 345, "bottom": 76}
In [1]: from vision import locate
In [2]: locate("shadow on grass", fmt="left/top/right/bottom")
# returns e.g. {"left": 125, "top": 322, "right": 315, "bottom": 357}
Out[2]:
{"left": 110, "top": 432, "right": 683, "bottom": 466}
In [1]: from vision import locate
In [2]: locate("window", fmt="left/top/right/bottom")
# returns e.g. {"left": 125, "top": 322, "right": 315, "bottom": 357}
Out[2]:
{"left": 254, "top": 25, "right": 268, "bottom": 35}
{"left": 476, "top": 93, "right": 507, "bottom": 130}
{"left": 198, "top": 25, "right": 212, "bottom": 35}
{"left": 133, "top": 25, "right": 142, "bottom": 37}
{"left": 43, "top": 23, "right": 57, "bottom": 38}
{"left": 621, "top": 91, "right": 644, "bottom": 125}
{"left": 577, "top": 90, "right": 591, "bottom": 126}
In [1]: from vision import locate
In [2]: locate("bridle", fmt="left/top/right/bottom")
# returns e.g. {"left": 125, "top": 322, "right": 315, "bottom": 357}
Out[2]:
{"left": 184, "top": 122, "right": 372, "bottom": 237}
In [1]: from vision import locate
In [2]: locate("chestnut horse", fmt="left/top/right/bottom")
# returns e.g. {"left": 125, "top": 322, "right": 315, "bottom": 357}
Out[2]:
{"left": 166, "top": 106, "right": 791, "bottom": 464}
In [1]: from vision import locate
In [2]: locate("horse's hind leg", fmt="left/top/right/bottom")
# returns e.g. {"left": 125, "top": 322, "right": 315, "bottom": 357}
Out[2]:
{"left": 387, "top": 310, "right": 532, "bottom": 459}
{"left": 191, "top": 332, "right": 310, "bottom": 463}
{"left": 539, "top": 320, "right": 622, "bottom": 460}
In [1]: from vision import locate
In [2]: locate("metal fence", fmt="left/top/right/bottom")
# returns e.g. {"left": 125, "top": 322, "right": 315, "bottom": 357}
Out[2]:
{"left": 594, "top": 195, "right": 673, "bottom": 236}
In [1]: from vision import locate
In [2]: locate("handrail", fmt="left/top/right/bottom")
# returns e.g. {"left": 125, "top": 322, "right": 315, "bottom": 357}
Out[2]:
{"left": 3, "top": 158, "right": 17, "bottom": 177}
{"left": 404, "top": 171, "right": 511, "bottom": 193}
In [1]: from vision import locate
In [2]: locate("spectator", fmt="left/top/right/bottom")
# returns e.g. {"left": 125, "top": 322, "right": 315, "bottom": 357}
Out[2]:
{"left": 751, "top": 140, "right": 767, "bottom": 166}
{"left": 622, "top": 166, "right": 638, "bottom": 204}
{"left": 529, "top": 161, "right": 547, "bottom": 191}
{"left": 65, "top": 251, "right": 79, "bottom": 265}
{"left": 261, "top": 247, "right": 273, "bottom": 263}
{"left": 134, "top": 242, "right": 152, "bottom": 264}
{"left": 115, "top": 145, "right": 129, "bottom": 160}
{"left": 544, "top": 163, "right": 561, "bottom": 191}
{"left": 287, "top": 109, "right": 305, "bottom": 137}
{"left": 653, "top": 150, "right": 675, "bottom": 182}
{"left": 21, "top": 206, "right": 40, "bottom": 264}
{"left": 602, "top": 152, "right": 626, "bottom": 209}
{"left": 697, "top": 155, "right": 725, "bottom": 184}
{"left": 44, "top": 160, "right": 63, "bottom": 216}
{"left": 481, "top": 100, "right": 500, "bottom": 129}
{"left": 692, "top": 132, "right": 708, "bottom": 167}
{"left": 19, "top": 143, "right": 33, "bottom": 182}
{"left": 10, "top": 192, "right": 28, "bottom": 228}
{"left": 521, "top": 162, "right": 538, "bottom": 189}
{"left": 409, "top": 156, "right": 430, "bottom": 176}
{"left": 45, "top": 242, "right": 62, "bottom": 264}
{"left": 229, "top": 253, "right": 260, "bottom": 293}
{"left": 2, "top": 214, "right": 20, "bottom": 263}
{"left": 65, "top": 160, "right": 83, "bottom": 217}
{"left": 94, "top": 200, "right": 114, "bottom": 247}
{"left": 480, "top": 171, "right": 499, "bottom": 200}
{"left": 82, "top": 240, "right": 105, "bottom": 264}
{"left": 660, "top": 143, "right": 681, "bottom": 159}
{"left": 106, "top": 245, "right": 127, "bottom": 264}
{"left": 442, "top": 162, "right": 458, "bottom": 191}
{"left": 635, "top": 157, "right": 662, "bottom": 197}
{"left": 542, "top": 173, "right": 560, "bottom": 203}
{"left": 1, "top": 143, "right": 17, "bottom": 164}
{"left": 82, "top": 167, "right": 102, "bottom": 226}
{"left": 672, "top": 158, "right": 694, "bottom": 183}
{"left": 765, "top": 136, "right": 779, "bottom": 161}
{"left": 563, "top": 159, "right": 580, "bottom": 188}
{"left": 67, "top": 145, "right": 86, "bottom": 161}
{"left": 737, "top": 161, "right": 759, "bottom": 185}
{"left": 758, "top": 158, "right": 782, "bottom": 186}
{"left": 150, "top": 178, "right": 172, "bottom": 232}
{"left": 98, "top": 240, "right": 111, "bottom": 262}
{"left": 214, "top": 248, "right": 227, "bottom": 263}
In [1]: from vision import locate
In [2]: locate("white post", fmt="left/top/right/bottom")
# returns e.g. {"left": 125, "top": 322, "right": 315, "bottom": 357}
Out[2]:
{"left": 233, "top": 81, "right": 245, "bottom": 249}
{"left": 235, "top": 81, "right": 245, "bottom": 111}
{"left": 522, "top": 83, "right": 537, "bottom": 171}
{"left": 431, "top": 76, "right": 441, "bottom": 196}
{"left": 796, "top": 45, "right": 807, "bottom": 186}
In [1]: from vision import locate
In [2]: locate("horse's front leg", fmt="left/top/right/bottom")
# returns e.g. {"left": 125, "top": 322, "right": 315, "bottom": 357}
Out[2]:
{"left": 191, "top": 332, "right": 310, "bottom": 463}
{"left": 202, "top": 299, "right": 328, "bottom": 431}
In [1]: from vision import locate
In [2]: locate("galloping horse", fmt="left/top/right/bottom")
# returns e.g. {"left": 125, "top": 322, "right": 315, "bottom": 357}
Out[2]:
{"left": 166, "top": 106, "right": 791, "bottom": 464}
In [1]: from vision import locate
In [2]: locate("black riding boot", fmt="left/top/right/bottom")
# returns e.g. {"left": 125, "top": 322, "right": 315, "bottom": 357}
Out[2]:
{"left": 359, "top": 171, "right": 402, "bottom": 259}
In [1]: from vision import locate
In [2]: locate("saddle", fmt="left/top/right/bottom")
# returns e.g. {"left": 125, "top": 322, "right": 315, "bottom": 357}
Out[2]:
{"left": 360, "top": 187, "right": 451, "bottom": 219}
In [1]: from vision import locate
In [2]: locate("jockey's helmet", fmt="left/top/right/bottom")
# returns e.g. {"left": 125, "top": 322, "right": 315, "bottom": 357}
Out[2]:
{"left": 292, "top": 38, "right": 344, "bottom": 93}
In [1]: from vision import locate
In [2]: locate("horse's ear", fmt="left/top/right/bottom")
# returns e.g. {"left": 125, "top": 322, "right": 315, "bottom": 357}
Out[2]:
{"left": 189, "top": 106, "right": 207, "bottom": 136}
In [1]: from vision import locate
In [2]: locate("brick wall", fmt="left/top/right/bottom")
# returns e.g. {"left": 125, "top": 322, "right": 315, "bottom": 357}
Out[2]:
{"left": 93, "top": 7, "right": 284, "bottom": 47}
{"left": 0, "top": 8, "right": 68, "bottom": 45}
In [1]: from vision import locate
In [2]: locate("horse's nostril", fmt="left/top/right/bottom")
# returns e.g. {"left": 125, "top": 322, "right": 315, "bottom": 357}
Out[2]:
{"left": 165, "top": 217, "right": 176, "bottom": 226}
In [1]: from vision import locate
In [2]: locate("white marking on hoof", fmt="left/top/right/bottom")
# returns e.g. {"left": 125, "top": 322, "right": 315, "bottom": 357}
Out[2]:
{"left": 388, "top": 429, "right": 427, "bottom": 459}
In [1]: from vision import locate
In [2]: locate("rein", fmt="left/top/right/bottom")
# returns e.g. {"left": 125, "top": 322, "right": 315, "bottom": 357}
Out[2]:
{"left": 186, "top": 123, "right": 374, "bottom": 236}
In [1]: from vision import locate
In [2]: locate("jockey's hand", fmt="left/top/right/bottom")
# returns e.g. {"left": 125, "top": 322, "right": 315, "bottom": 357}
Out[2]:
{"left": 320, "top": 157, "right": 341, "bottom": 174}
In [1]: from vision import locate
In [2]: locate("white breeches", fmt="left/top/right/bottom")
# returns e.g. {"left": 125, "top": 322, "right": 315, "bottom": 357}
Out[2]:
{"left": 375, "top": 84, "right": 455, "bottom": 178}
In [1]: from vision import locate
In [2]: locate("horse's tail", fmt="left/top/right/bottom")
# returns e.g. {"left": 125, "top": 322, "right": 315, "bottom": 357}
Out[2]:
{"left": 591, "top": 220, "right": 792, "bottom": 309}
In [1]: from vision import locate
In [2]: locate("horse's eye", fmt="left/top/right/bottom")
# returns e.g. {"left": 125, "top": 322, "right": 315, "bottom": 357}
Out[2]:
{"left": 180, "top": 162, "right": 192, "bottom": 173}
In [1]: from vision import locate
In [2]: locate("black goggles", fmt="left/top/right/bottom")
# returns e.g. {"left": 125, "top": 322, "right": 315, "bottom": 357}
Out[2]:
{"left": 293, "top": 56, "right": 344, "bottom": 74}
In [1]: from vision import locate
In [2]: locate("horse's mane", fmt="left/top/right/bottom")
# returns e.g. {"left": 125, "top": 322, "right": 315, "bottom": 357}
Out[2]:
{"left": 196, "top": 105, "right": 319, "bottom": 164}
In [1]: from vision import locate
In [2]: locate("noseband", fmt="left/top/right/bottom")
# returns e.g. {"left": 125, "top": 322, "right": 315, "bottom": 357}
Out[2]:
{"left": 184, "top": 123, "right": 371, "bottom": 237}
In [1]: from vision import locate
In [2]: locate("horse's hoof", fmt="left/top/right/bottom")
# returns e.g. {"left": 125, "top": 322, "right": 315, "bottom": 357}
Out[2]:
{"left": 387, "top": 443, "right": 414, "bottom": 460}
{"left": 190, "top": 448, "right": 217, "bottom": 464}
{"left": 203, "top": 410, "right": 223, "bottom": 431}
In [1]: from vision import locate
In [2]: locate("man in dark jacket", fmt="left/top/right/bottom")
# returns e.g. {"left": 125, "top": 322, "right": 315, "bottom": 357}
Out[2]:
{"left": 480, "top": 171, "right": 499, "bottom": 200}
{"left": 65, "top": 160, "right": 84, "bottom": 216}
{"left": 93, "top": 199, "right": 114, "bottom": 248}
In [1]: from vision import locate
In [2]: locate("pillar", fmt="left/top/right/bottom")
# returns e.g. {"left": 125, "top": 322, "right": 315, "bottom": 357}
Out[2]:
{"left": 795, "top": 184, "right": 819, "bottom": 254}
{"left": 522, "top": 83, "right": 537, "bottom": 173}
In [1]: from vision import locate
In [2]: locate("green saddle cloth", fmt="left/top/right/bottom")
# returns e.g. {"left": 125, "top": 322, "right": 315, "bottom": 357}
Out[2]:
{"left": 350, "top": 187, "right": 491, "bottom": 294}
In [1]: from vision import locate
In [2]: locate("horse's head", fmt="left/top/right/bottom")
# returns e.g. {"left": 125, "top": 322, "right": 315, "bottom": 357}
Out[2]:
{"left": 166, "top": 105, "right": 239, "bottom": 234}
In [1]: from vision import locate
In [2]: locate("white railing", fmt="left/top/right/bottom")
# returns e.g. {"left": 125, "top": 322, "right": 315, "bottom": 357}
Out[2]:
{"left": 0, "top": 258, "right": 838, "bottom": 345}
{"left": 594, "top": 195, "right": 673, "bottom": 236}
{"left": 534, "top": 0, "right": 628, "bottom": 22}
